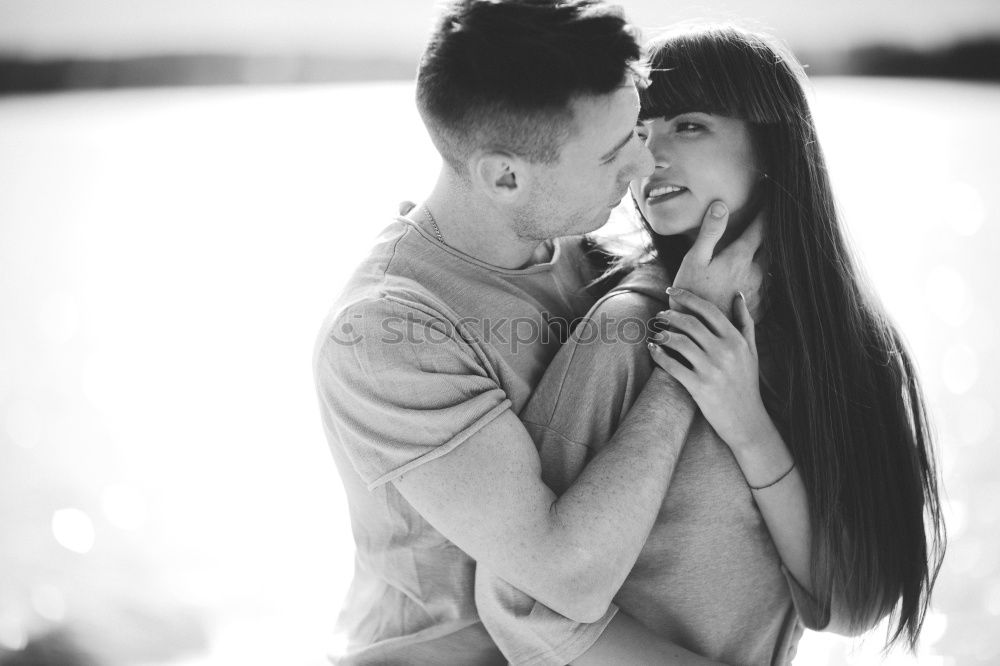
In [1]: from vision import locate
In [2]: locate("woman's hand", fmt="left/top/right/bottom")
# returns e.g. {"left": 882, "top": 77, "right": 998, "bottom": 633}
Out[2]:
{"left": 671, "top": 201, "right": 765, "bottom": 321}
{"left": 648, "top": 287, "right": 773, "bottom": 452}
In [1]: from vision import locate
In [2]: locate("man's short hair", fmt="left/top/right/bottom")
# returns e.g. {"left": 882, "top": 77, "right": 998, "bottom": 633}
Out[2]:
{"left": 416, "top": 0, "right": 641, "bottom": 174}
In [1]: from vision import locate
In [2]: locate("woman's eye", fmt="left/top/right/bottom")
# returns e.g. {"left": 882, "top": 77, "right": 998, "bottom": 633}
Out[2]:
{"left": 676, "top": 122, "right": 702, "bottom": 133}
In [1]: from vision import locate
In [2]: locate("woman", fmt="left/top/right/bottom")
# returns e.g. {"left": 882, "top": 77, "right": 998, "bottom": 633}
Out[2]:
{"left": 475, "top": 24, "right": 945, "bottom": 665}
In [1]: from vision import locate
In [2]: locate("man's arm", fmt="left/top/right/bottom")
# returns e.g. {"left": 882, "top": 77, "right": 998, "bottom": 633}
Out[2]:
{"left": 395, "top": 368, "right": 693, "bottom": 622}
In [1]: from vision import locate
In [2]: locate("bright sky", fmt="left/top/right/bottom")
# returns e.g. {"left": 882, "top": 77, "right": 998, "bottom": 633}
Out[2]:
{"left": 0, "top": 0, "right": 998, "bottom": 58}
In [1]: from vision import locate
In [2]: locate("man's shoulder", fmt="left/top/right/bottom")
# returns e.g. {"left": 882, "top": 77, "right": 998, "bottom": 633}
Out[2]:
{"left": 343, "top": 216, "right": 423, "bottom": 283}
{"left": 315, "top": 285, "right": 454, "bottom": 361}
{"left": 329, "top": 218, "right": 449, "bottom": 311}
{"left": 314, "top": 219, "right": 454, "bottom": 356}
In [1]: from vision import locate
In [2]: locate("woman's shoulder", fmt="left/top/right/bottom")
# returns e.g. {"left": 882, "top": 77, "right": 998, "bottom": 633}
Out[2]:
{"left": 590, "top": 262, "right": 670, "bottom": 318}
{"left": 591, "top": 289, "right": 656, "bottom": 319}
{"left": 568, "top": 264, "right": 669, "bottom": 355}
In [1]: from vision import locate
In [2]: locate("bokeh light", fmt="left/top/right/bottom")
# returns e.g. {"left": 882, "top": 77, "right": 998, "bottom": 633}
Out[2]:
{"left": 51, "top": 508, "right": 96, "bottom": 555}
{"left": 0, "top": 614, "right": 27, "bottom": 652}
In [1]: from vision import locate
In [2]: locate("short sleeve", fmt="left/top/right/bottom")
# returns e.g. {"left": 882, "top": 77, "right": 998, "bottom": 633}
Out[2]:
{"left": 315, "top": 297, "right": 511, "bottom": 489}
{"left": 475, "top": 567, "right": 618, "bottom": 666}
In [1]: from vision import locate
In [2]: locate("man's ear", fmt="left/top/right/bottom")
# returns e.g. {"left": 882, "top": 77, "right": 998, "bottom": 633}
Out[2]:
{"left": 471, "top": 152, "right": 530, "bottom": 203}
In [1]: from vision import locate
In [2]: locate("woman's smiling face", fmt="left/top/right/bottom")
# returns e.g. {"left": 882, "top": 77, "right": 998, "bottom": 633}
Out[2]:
{"left": 631, "top": 112, "right": 760, "bottom": 238}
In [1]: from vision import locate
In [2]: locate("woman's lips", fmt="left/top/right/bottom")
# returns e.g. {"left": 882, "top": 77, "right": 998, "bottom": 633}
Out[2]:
{"left": 645, "top": 185, "right": 688, "bottom": 205}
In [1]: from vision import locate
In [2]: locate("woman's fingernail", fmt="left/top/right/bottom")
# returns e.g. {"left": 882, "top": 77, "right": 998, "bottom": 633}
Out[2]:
{"left": 710, "top": 202, "right": 728, "bottom": 218}
{"left": 738, "top": 290, "right": 746, "bottom": 302}
{"left": 665, "top": 286, "right": 678, "bottom": 295}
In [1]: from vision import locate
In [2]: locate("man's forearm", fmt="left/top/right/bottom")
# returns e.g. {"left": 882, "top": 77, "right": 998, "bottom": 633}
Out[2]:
{"left": 548, "top": 367, "right": 695, "bottom": 617}
{"left": 391, "top": 365, "right": 696, "bottom": 623}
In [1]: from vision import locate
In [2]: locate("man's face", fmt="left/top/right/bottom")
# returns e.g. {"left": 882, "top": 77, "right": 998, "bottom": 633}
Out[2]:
{"left": 514, "top": 79, "right": 654, "bottom": 241}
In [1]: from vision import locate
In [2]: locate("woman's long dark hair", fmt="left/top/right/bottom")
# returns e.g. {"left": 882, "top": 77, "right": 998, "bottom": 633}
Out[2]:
{"left": 615, "top": 24, "right": 946, "bottom": 650}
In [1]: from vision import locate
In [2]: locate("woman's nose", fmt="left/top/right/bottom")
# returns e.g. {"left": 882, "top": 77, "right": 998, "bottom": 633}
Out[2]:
{"left": 649, "top": 136, "right": 671, "bottom": 170}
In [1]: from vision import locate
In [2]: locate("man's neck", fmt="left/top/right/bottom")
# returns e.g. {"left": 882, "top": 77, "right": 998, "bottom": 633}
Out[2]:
{"left": 421, "top": 177, "right": 549, "bottom": 270}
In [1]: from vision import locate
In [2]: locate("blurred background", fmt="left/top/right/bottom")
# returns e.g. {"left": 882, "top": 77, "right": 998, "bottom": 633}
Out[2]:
{"left": 0, "top": 1, "right": 997, "bottom": 664}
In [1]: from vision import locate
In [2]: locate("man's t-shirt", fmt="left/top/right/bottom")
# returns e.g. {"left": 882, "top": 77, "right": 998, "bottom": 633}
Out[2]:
{"left": 313, "top": 216, "right": 600, "bottom": 664}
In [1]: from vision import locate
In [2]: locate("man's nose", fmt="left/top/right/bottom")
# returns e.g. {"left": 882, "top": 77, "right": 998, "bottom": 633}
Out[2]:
{"left": 633, "top": 141, "right": 655, "bottom": 179}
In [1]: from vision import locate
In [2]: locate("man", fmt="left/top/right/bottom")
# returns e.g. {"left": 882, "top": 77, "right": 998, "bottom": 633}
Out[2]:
{"left": 313, "top": 1, "right": 758, "bottom": 663}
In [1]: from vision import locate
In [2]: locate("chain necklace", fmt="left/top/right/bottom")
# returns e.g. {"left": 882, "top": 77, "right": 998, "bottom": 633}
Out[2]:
{"left": 424, "top": 206, "right": 446, "bottom": 245}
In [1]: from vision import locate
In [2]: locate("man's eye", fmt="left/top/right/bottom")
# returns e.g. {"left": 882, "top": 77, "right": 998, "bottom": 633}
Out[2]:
{"left": 636, "top": 126, "right": 649, "bottom": 142}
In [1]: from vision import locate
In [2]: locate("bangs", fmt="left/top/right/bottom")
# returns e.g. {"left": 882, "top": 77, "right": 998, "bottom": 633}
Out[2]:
{"left": 639, "top": 24, "right": 806, "bottom": 125}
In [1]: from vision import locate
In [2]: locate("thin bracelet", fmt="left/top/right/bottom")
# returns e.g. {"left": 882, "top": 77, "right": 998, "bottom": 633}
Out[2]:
{"left": 748, "top": 462, "right": 796, "bottom": 491}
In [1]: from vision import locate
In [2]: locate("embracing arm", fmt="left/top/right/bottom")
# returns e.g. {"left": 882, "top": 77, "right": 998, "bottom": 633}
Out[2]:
{"left": 396, "top": 368, "right": 693, "bottom": 622}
